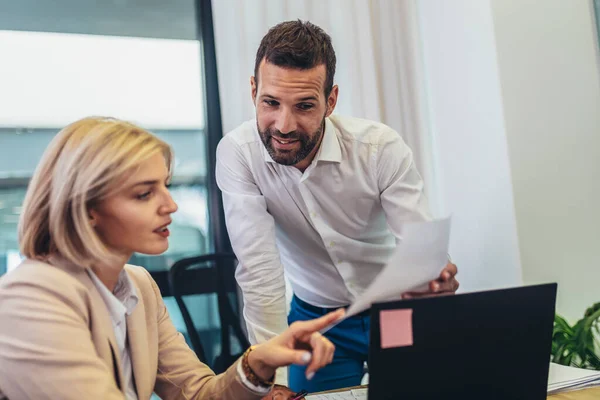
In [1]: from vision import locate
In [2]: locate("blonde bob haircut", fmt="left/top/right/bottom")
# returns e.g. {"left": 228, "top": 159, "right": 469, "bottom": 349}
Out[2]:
{"left": 18, "top": 117, "right": 173, "bottom": 268}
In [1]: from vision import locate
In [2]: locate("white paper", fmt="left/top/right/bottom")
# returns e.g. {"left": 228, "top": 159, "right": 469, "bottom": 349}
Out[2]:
{"left": 349, "top": 388, "right": 368, "bottom": 399}
{"left": 547, "top": 363, "right": 600, "bottom": 394}
{"left": 305, "top": 392, "right": 355, "bottom": 400}
{"left": 306, "top": 388, "right": 367, "bottom": 400}
{"left": 323, "top": 217, "right": 451, "bottom": 333}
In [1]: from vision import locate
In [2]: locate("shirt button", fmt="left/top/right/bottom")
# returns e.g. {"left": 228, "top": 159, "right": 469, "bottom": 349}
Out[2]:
{"left": 310, "top": 211, "right": 317, "bottom": 218}
{"left": 329, "top": 241, "right": 335, "bottom": 248}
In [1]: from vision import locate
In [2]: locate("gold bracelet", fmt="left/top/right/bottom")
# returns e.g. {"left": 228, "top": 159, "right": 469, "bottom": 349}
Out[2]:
{"left": 241, "top": 345, "right": 275, "bottom": 388}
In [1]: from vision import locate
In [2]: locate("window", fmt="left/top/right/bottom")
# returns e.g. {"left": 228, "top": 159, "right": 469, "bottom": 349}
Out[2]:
{"left": 0, "top": 30, "right": 209, "bottom": 273}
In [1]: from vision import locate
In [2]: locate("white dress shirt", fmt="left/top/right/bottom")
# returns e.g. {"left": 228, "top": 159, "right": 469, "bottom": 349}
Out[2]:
{"left": 216, "top": 115, "right": 431, "bottom": 349}
{"left": 88, "top": 269, "right": 139, "bottom": 400}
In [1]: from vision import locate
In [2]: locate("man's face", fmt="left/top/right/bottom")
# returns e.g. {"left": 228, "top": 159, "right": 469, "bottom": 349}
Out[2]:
{"left": 251, "top": 60, "right": 337, "bottom": 168}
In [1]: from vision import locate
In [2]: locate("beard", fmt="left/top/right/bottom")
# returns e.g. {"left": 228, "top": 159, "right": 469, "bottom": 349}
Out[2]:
{"left": 257, "top": 117, "right": 326, "bottom": 166}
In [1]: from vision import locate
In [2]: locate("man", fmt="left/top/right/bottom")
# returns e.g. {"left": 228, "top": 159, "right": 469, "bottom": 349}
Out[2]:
{"left": 216, "top": 20, "right": 459, "bottom": 396}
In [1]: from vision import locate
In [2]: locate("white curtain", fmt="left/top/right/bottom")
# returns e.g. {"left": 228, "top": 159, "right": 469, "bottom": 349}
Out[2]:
{"left": 211, "top": 0, "right": 435, "bottom": 194}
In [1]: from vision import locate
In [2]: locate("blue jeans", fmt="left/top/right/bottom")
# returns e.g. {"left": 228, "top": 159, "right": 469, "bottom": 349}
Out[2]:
{"left": 287, "top": 296, "right": 370, "bottom": 393}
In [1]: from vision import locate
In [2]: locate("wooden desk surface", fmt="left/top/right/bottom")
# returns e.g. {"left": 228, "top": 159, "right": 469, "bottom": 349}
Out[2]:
{"left": 311, "top": 385, "right": 600, "bottom": 399}
{"left": 548, "top": 387, "right": 600, "bottom": 399}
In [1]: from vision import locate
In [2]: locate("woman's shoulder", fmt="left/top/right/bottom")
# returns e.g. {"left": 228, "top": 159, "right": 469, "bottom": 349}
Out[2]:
{"left": 0, "top": 258, "right": 87, "bottom": 289}
{"left": 0, "top": 258, "right": 94, "bottom": 318}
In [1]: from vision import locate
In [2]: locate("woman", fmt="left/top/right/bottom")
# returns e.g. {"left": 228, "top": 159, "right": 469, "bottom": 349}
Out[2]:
{"left": 0, "top": 117, "right": 342, "bottom": 400}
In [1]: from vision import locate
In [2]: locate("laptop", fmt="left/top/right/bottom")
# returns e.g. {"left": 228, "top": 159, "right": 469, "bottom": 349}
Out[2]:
{"left": 367, "top": 283, "right": 557, "bottom": 400}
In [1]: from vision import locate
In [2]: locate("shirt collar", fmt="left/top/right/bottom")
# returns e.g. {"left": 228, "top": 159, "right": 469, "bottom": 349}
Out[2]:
{"left": 88, "top": 268, "right": 139, "bottom": 322}
{"left": 262, "top": 117, "right": 342, "bottom": 164}
{"left": 316, "top": 118, "right": 342, "bottom": 163}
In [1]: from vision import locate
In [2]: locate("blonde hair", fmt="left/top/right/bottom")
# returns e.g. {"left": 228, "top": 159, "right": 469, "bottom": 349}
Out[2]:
{"left": 19, "top": 117, "right": 173, "bottom": 268}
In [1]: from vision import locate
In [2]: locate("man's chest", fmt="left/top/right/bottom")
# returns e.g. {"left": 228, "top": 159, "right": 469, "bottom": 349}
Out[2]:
{"left": 255, "top": 164, "right": 384, "bottom": 237}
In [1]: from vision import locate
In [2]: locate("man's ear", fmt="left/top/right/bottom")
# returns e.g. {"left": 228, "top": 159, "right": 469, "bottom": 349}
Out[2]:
{"left": 325, "top": 85, "right": 339, "bottom": 117}
{"left": 251, "top": 76, "right": 257, "bottom": 104}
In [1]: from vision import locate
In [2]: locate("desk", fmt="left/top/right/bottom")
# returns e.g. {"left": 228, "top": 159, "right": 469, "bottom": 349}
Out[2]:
{"left": 309, "top": 386, "right": 600, "bottom": 399}
{"left": 548, "top": 387, "right": 600, "bottom": 399}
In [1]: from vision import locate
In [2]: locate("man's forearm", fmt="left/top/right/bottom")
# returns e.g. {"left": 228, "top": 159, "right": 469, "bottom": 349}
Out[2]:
{"left": 242, "top": 293, "right": 290, "bottom": 386}
{"left": 242, "top": 291, "right": 289, "bottom": 344}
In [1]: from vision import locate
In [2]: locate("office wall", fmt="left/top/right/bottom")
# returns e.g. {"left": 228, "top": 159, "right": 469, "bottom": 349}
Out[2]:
{"left": 491, "top": 0, "right": 600, "bottom": 322}
{"left": 417, "top": 0, "right": 523, "bottom": 292}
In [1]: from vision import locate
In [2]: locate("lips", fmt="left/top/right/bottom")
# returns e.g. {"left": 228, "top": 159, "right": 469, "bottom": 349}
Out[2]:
{"left": 272, "top": 136, "right": 298, "bottom": 143}
{"left": 271, "top": 137, "right": 299, "bottom": 150}
{"left": 155, "top": 228, "right": 170, "bottom": 238}
{"left": 153, "top": 221, "right": 172, "bottom": 238}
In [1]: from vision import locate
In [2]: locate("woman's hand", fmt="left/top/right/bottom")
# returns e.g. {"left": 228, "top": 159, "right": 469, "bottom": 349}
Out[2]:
{"left": 248, "top": 309, "right": 345, "bottom": 381}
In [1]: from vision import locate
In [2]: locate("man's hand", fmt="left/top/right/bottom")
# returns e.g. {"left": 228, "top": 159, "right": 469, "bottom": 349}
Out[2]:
{"left": 402, "top": 262, "right": 459, "bottom": 299}
{"left": 260, "top": 384, "right": 295, "bottom": 400}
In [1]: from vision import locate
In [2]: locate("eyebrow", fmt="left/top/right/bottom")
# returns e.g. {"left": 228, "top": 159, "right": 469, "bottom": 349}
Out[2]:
{"left": 260, "top": 94, "right": 318, "bottom": 102}
{"left": 129, "top": 180, "right": 160, "bottom": 189}
{"left": 298, "top": 96, "right": 318, "bottom": 102}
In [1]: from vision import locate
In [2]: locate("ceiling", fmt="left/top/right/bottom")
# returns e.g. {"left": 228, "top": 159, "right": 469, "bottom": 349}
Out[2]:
{"left": 0, "top": 0, "right": 198, "bottom": 40}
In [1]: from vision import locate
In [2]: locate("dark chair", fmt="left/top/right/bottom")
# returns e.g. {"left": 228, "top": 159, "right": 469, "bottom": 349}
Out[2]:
{"left": 167, "top": 253, "right": 251, "bottom": 373}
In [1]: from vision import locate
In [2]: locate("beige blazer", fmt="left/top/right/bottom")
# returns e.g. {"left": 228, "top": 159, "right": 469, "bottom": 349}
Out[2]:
{"left": 0, "top": 258, "right": 265, "bottom": 400}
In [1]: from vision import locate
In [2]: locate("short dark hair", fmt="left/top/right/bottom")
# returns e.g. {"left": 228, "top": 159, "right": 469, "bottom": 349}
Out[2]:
{"left": 254, "top": 20, "right": 337, "bottom": 97}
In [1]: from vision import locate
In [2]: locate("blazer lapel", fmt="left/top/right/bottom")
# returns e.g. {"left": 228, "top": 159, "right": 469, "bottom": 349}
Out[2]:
{"left": 127, "top": 281, "right": 151, "bottom": 399}
{"left": 109, "top": 339, "right": 123, "bottom": 390}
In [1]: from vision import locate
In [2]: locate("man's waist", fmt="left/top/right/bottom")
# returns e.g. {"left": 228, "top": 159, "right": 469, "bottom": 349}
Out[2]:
{"left": 293, "top": 295, "right": 370, "bottom": 318}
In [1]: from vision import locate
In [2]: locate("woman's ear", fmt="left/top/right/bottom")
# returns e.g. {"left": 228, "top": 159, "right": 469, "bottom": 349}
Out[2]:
{"left": 88, "top": 209, "right": 98, "bottom": 228}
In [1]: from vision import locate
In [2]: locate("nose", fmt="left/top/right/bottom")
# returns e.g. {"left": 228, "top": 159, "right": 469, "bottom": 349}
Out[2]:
{"left": 274, "top": 107, "right": 297, "bottom": 134}
{"left": 160, "top": 190, "right": 178, "bottom": 215}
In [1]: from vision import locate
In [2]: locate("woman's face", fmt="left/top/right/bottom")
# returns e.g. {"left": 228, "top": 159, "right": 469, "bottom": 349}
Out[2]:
{"left": 89, "top": 153, "right": 178, "bottom": 258}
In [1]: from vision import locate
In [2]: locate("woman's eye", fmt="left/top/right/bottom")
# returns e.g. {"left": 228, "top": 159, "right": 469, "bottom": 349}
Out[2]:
{"left": 137, "top": 191, "right": 152, "bottom": 200}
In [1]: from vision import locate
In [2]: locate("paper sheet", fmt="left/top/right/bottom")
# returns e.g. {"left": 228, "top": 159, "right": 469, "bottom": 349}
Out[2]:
{"left": 548, "top": 363, "right": 600, "bottom": 394}
{"left": 306, "top": 388, "right": 368, "bottom": 400}
{"left": 322, "top": 217, "right": 451, "bottom": 332}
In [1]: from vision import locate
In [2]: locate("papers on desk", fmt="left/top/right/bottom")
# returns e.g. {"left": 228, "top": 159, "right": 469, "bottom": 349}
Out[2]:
{"left": 322, "top": 217, "right": 451, "bottom": 333}
{"left": 306, "top": 388, "right": 367, "bottom": 400}
{"left": 548, "top": 363, "right": 600, "bottom": 394}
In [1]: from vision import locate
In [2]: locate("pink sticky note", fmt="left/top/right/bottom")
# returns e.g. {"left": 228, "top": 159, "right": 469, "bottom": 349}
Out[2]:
{"left": 380, "top": 309, "right": 413, "bottom": 348}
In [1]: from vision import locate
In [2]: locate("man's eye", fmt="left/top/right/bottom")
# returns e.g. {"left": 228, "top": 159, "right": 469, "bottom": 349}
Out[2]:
{"left": 264, "top": 99, "right": 279, "bottom": 107}
{"left": 297, "top": 103, "right": 314, "bottom": 111}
